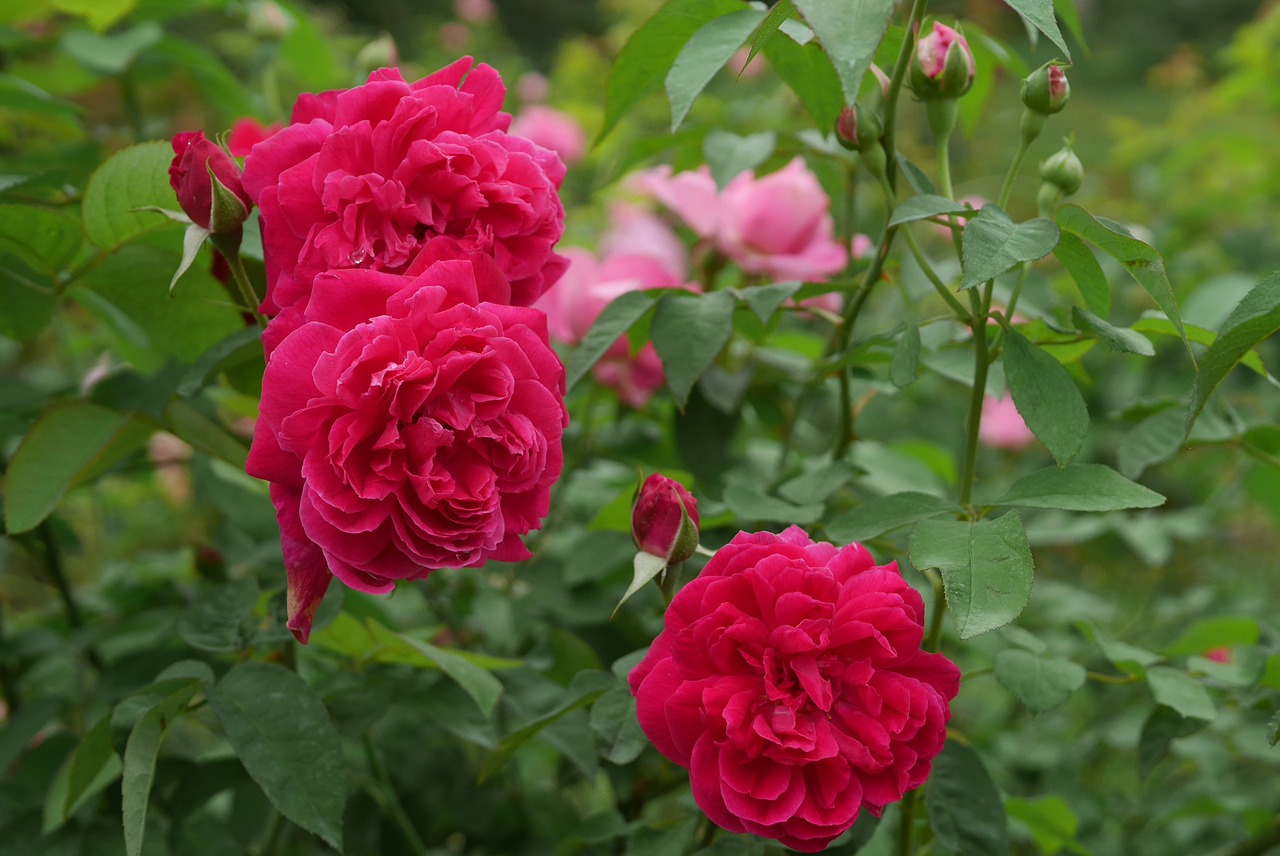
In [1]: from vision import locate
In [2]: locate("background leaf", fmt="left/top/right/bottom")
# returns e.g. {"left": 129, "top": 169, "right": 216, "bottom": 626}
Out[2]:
{"left": 651, "top": 290, "right": 736, "bottom": 408}
{"left": 81, "top": 140, "right": 178, "bottom": 250}
{"left": 793, "top": 0, "right": 895, "bottom": 102}
{"left": 1000, "top": 0, "right": 1072, "bottom": 59}
{"left": 666, "top": 9, "right": 763, "bottom": 131}
{"left": 994, "top": 649, "right": 1086, "bottom": 712}
{"left": 926, "top": 739, "right": 1010, "bottom": 856}
{"left": 992, "top": 463, "right": 1165, "bottom": 512}
{"left": 1002, "top": 327, "right": 1089, "bottom": 466}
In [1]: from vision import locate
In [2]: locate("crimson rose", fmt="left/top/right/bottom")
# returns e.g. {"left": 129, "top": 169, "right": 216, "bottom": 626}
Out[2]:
{"left": 241, "top": 58, "right": 567, "bottom": 319}
{"left": 246, "top": 256, "right": 567, "bottom": 642}
{"left": 629, "top": 527, "right": 960, "bottom": 852}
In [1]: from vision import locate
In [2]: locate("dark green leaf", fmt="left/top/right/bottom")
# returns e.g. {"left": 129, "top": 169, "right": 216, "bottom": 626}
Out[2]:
{"left": 651, "top": 290, "right": 736, "bottom": 408}
{"left": 479, "top": 671, "right": 614, "bottom": 781}
{"left": 724, "top": 483, "right": 824, "bottom": 525}
{"left": 704, "top": 130, "right": 776, "bottom": 190}
{"left": 1187, "top": 271, "right": 1280, "bottom": 435}
{"left": 1117, "top": 407, "right": 1184, "bottom": 479}
{"left": 667, "top": 10, "right": 764, "bottom": 131}
{"left": 1138, "top": 705, "right": 1207, "bottom": 779}
{"left": 0, "top": 204, "right": 82, "bottom": 274}
{"left": 123, "top": 681, "right": 204, "bottom": 856}
{"left": 3, "top": 402, "right": 153, "bottom": 534}
{"left": 890, "top": 324, "right": 920, "bottom": 388}
{"left": 1053, "top": 231, "right": 1110, "bottom": 316}
{"left": 1052, "top": 0, "right": 1088, "bottom": 51}
{"left": 1002, "top": 327, "right": 1089, "bottom": 466}
{"left": 793, "top": 0, "right": 895, "bottom": 102}
{"left": 600, "top": 0, "right": 743, "bottom": 142}
{"left": 588, "top": 686, "right": 647, "bottom": 765}
{"left": 826, "top": 491, "right": 958, "bottom": 543}
{"left": 0, "top": 697, "right": 61, "bottom": 773}
{"left": 0, "top": 253, "right": 57, "bottom": 341}
{"left": 910, "top": 512, "right": 1034, "bottom": 639}
{"left": 1074, "top": 621, "right": 1161, "bottom": 676}
{"left": 888, "top": 195, "right": 974, "bottom": 227}
{"left": 735, "top": 280, "right": 799, "bottom": 322}
{"left": 1072, "top": 307, "right": 1154, "bottom": 356}
{"left": 897, "top": 155, "right": 938, "bottom": 196}
{"left": 778, "top": 460, "right": 856, "bottom": 505}
{"left": 993, "top": 649, "right": 1085, "bottom": 713}
{"left": 760, "top": 30, "right": 843, "bottom": 130}
{"left": 206, "top": 662, "right": 345, "bottom": 850}
{"left": 396, "top": 636, "right": 505, "bottom": 718}
{"left": 991, "top": 463, "right": 1164, "bottom": 512}
{"left": 961, "top": 205, "right": 1059, "bottom": 290}
{"left": 1146, "top": 666, "right": 1215, "bottom": 721}
{"left": 1000, "top": 0, "right": 1072, "bottom": 59}
{"left": 178, "top": 577, "right": 258, "bottom": 654}
{"left": 177, "top": 327, "right": 263, "bottom": 396}
{"left": 926, "top": 740, "right": 1010, "bottom": 856}
{"left": 65, "top": 715, "right": 116, "bottom": 819}
{"left": 565, "top": 291, "right": 655, "bottom": 391}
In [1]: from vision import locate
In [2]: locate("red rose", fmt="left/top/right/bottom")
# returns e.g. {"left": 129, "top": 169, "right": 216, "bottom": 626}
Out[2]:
{"left": 169, "top": 131, "right": 253, "bottom": 231}
{"left": 241, "top": 58, "right": 567, "bottom": 318}
{"left": 245, "top": 257, "right": 567, "bottom": 642}
{"left": 629, "top": 527, "right": 960, "bottom": 852}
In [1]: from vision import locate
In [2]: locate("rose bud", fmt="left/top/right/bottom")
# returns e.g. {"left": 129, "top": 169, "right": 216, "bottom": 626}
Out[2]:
{"left": 1040, "top": 141, "right": 1084, "bottom": 196}
{"left": 631, "top": 473, "right": 700, "bottom": 565}
{"left": 909, "top": 21, "right": 975, "bottom": 101}
{"left": 835, "top": 103, "right": 883, "bottom": 153}
{"left": 1021, "top": 63, "right": 1070, "bottom": 115}
{"left": 169, "top": 131, "right": 252, "bottom": 233}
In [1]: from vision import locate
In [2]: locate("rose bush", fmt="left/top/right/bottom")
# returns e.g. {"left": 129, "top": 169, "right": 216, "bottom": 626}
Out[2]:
{"left": 241, "top": 57, "right": 567, "bottom": 320}
{"left": 246, "top": 255, "right": 567, "bottom": 641}
{"left": 629, "top": 527, "right": 960, "bottom": 852}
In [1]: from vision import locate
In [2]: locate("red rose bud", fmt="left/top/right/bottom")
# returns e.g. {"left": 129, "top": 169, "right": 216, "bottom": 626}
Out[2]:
{"left": 1021, "top": 63, "right": 1070, "bottom": 115}
{"left": 631, "top": 473, "right": 700, "bottom": 565}
{"left": 835, "top": 103, "right": 883, "bottom": 153}
{"left": 169, "top": 131, "right": 252, "bottom": 232}
{"left": 910, "top": 21, "right": 975, "bottom": 101}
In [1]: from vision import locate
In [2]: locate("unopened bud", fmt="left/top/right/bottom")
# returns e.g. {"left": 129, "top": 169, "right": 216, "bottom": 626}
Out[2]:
{"left": 169, "top": 131, "right": 252, "bottom": 232}
{"left": 631, "top": 473, "right": 700, "bottom": 566}
{"left": 910, "top": 21, "right": 975, "bottom": 101}
{"left": 1040, "top": 141, "right": 1084, "bottom": 196}
{"left": 835, "top": 103, "right": 883, "bottom": 153}
{"left": 1021, "top": 63, "right": 1070, "bottom": 115}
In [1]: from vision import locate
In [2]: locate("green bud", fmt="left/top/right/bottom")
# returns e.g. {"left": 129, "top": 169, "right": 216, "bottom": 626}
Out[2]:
{"left": 1040, "top": 141, "right": 1084, "bottom": 197}
{"left": 1021, "top": 63, "right": 1070, "bottom": 116}
{"left": 835, "top": 103, "right": 883, "bottom": 153}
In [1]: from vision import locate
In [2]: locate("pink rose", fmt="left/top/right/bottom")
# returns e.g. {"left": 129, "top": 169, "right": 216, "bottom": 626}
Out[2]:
{"left": 910, "top": 21, "right": 975, "bottom": 100}
{"left": 979, "top": 394, "right": 1035, "bottom": 450}
{"left": 516, "top": 72, "right": 550, "bottom": 104}
{"left": 242, "top": 58, "right": 567, "bottom": 318}
{"left": 246, "top": 257, "right": 567, "bottom": 642}
{"left": 509, "top": 106, "right": 586, "bottom": 165}
{"left": 454, "top": 0, "right": 495, "bottom": 24}
{"left": 631, "top": 473, "right": 700, "bottom": 564}
{"left": 599, "top": 203, "right": 688, "bottom": 281}
{"left": 629, "top": 527, "right": 960, "bottom": 852}
{"left": 169, "top": 131, "right": 252, "bottom": 231}
{"left": 851, "top": 233, "right": 874, "bottom": 261}
{"left": 227, "top": 117, "right": 283, "bottom": 158}
{"left": 643, "top": 159, "right": 847, "bottom": 281}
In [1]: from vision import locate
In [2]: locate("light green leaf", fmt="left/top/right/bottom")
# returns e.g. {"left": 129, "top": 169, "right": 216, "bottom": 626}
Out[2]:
{"left": 724, "top": 483, "right": 824, "bottom": 525}
{"left": 926, "top": 740, "right": 1010, "bottom": 856}
{"left": 479, "top": 671, "right": 614, "bottom": 781}
{"left": 122, "top": 681, "right": 204, "bottom": 856}
{"left": 961, "top": 205, "right": 1059, "bottom": 290}
{"left": 614, "top": 552, "right": 670, "bottom": 618}
{"left": 1002, "top": 326, "right": 1089, "bottom": 466}
{"left": 761, "top": 31, "right": 844, "bottom": 130}
{"left": 909, "top": 512, "right": 1034, "bottom": 639}
{"left": 992, "top": 463, "right": 1165, "bottom": 512}
{"left": 1187, "top": 271, "right": 1280, "bottom": 435}
{"left": 890, "top": 324, "right": 920, "bottom": 388}
{"left": 565, "top": 291, "right": 655, "bottom": 391}
{"left": 993, "top": 649, "right": 1085, "bottom": 713}
{"left": 704, "top": 130, "right": 776, "bottom": 190}
{"left": 826, "top": 491, "right": 958, "bottom": 543}
{"left": 793, "top": 0, "right": 894, "bottom": 103}
{"left": 1164, "top": 617, "right": 1259, "bottom": 658}
{"left": 1005, "top": 796, "right": 1082, "bottom": 855}
{"left": 1074, "top": 621, "right": 1161, "bottom": 676}
{"left": 651, "top": 290, "right": 736, "bottom": 408}
{"left": 170, "top": 223, "right": 212, "bottom": 293}
{"left": 1000, "top": 0, "right": 1071, "bottom": 59}
{"left": 735, "top": 280, "right": 799, "bottom": 323}
{"left": 61, "top": 22, "right": 161, "bottom": 75}
{"left": 1072, "top": 307, "right": 1154, "bottom": 356}
{"left": 397, "top": 636, "right": 504, "bottom": 719}
{"left": 4, "top": 402, "right": 153, "bottom": 534}
{"left": 1053, "top": 231, "right": 1110, "bottom": 317}
{"left": 888, "top": 195, "right": 974, "bottom": 227}
{"left": 1146, "top": 666, "right": 1215, "bottom": 721}
{"left": 1052, "top": 0, "right": 1088, "bottom": 51}
{"left": 1117, "top": 406, "right": 1184, "bottom": 479}
{"left": 667, "top": 10, "right": 764, "bottom": 131}
{"left": 206, "top": 662, "right": 345, "bottom": 850}
{"left": 742, "top": 0, "right": 796, "bottom": 70}
{"left": 599, "top": 0, "right": 743, "bottom": 142}
{"left": 81, "top": 140, "right": 179, "bottom": 250}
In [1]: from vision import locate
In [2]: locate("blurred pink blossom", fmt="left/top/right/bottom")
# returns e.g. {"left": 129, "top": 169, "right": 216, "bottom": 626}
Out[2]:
{"left": 726, "top": 47, "right": 765, "bottom": 80}
{"left": 516, "top": 71, "right": 550, "bottom": 104}
{"left": 510, "top": 105, "right": 587, "bottom": 165}
{"left": 1204, "top": 647, "right": 1233, "bottom": 664}
{"left": 454, "top": 0, "right": 495, "bottom": 24}
{"left": 979, "top": 394, "right": 1035, "bottom": 450}
{"left": 227, "top": 117, "right": 282, "bottom": 158}
{"left": 851, "top": 233, "right": 874, "bottom": 260}
{"left": 439, "top": 21, "right": 469, "bottom": 50}
{"left": 598, "top": 203, "right": 687, "bottom": 280}
{"left": 933, "top": 194, "right": 985, "bottom": 240}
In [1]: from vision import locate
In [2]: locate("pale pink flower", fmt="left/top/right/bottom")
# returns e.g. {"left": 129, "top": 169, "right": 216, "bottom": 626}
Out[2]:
{"left": 454, "top": 0, "right": 495, "bottom": 24}
{"left": 516, "top": 72, "right": 550, "bottom": 104}
{"left": 979, "top": 395, "right": 1035, "bottom": 450}
{"left": 510, "top": 105, "right": 587, "bottom": 166}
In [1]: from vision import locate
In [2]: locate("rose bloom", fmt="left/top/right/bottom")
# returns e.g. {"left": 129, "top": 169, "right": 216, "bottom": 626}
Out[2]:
{"left": 227, "top": 117, "right": 283, "bottom": 158}
{"left": 246, "top": 256, "right": 567, "bottom": 642}
{"left": 242, "top": 57, "right": 567, "bottom": 321}
{"left": 980, "top": 394, "right": 1036, "bottom": 450}
{"left": 629, "top": 527, "right": 960, "bottom": 852}
{"left": 642, "top": 158, "right": 846, "bottom": 281}
{"left": 509, "top": 105, "right": 587, "bottom": 166}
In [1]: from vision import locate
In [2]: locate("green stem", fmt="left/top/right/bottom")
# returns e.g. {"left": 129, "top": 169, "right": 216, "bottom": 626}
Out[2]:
{"left": 881, "top": 0, "right": 931, "bottom": 193}
{"left": 958, "top": 285, "right": 993, "bottom": 508}
{"left": 659, "top": 562, "right": 682, "bottom": 607}
{"left": 898, "top": 789, "right": 920, "bottom": 856}
{"left": 1086, "top": 671, "right": 1139, "bottom": 685}
{"left": 997, "top": 136, "right": 1032, "bottom": 210}
{"left": 0, "top": 606, "right": 20, "bottom": 715}
{"left": 363, "top": 733, "right": 430, "bottom": 856}
{"left": 935, "top": 132, "right": 964, "bottom": 260}
{"left": 259, "top": 811, "right": 287, "bottom": 856}
{"left": 37, "top": 522, "right": 104, "bottom": 671}
{"left": 878, "top": 173, "right": 970, "bottom": 323}
{"left": 222, "top": 248, "right": 267, "bottom": 328}
{"left": 923, "top": 568, "right": 946, "bottom": 652}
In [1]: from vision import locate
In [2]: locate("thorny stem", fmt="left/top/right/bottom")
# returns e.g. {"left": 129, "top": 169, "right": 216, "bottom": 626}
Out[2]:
{"left": 881, "top": 0, "right": 931, "bottom": 194}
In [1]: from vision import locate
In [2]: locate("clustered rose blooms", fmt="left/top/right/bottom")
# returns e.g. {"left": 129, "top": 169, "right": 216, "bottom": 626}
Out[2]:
{"left": 629, "top": 527, "right": 960, "bottom": 852}
{"left": 241, "top": 57, "right": 567, "bottom": 322}
{"left": 246, "top": 257, "right": 567, "bottom": 641}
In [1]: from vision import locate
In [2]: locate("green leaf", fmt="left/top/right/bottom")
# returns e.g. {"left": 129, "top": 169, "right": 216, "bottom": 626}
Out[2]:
{"left": 1005, "top": 796, "right": 1081, "bottom": 855}
{"left": 890, "top": 325, "right": 921, "bottom": 388}
{"left": 1074, "top": 621, "right": 1161, "bottom": 676}
{"left": 897, "top": 154, "right": 938, "bottom": 196}
{"left": 1269, "top": 710, "right": 1280, "bottom": 748}
{"left": 667, "top": 10, "right": 764, "bottom": 131}
{"left": 1164, "top": 617, "right": 1259, "bottom": 658}
{"left": 724, "top": 483, "right": 824, "bottom": 525}
{"left": 0, "top": 697, "right": 61, "bottom": 774}
{"left": 909, "top": 512, "right": 1034, "bottom": 639}
{"left": 397, "top": 636, "right": 504, "bottom": 718}
{"left": 588, "top": 686, "right": 647, "bottom": 765}
{"left": 887, "top": 195, "right": 974, "bottom": 227}
{"left": 1053, "top": 231, "right": 1110, "bottom": 316}
{"left": 50, "top": 0, "right": 137, "bottom": 32}
{"left": 826, "top": 491, "right": 958, "bottom": 543}
{"left": 177, "top": 326, "right": 263, "bottom": 396}
{"left": 164, "top": 399, "right": 250, "bottom": 468}
{"left": 170, "top": 223, "right": 212, "bottom": 293}
{"left": 1000, "top": 0, "right": 1072, "bottom": 60}
{"left": 61, "top": 22, "right": 161, "bottom": 75}
{"left": 4, "top": 402, "right": 153, "bottom": 534}
{"left": 651, "top": 290, "right": 736, "bottom": 408}
{"left": 65, "top": 715, "right": 116, "bottom": 819}
{"left": 206, "top": 662, "right": 345, "bottom": 850}
{"left": 926, "top": 740, "right": 1010, "bottom": 856}
{"left": 1146, "top": 666, "right": 1215, "bottom": 721}
{"left": 1052, "top": 0, "right": 1088, "bottom": 51}
{"left": 0, "top": 204, "right": 82, "bottom": 275}
{"left": 735, "top": 280, "right": 799, "bottom": 323}
{"left": 1187, "top": 271, "right": 1280, "bottom": 435}
{"left": 178, "top": 576, "right": 258, "bottom": 653}
{"left": 993, "top": 649, "right": 1085, "bottom": 713}
{"left": 1132, "top": 315, "right": 1270, "bottom": 375}
{"left": 703, "top": 130, "right": 776, "bottom": 190}
{"left": 1002, "top": 327, "right": 1089, "bottom": 466}
{"left": 565, "top": 290, "right": 655, "bottom": 391}
{"left": 0, "top": 74, "right": 82, "bottom": 120}
{"left": 599, "top": 0, "right": 743, "bottom": 142}
{"left": 1072, "top": 307, "right": 1154, "bottom": 356}
{"left": 961, "top": 205, "right": 1059, "bottom": 290}
{"left": 480, "top": 671, "right": 614, "bottom": 781}
{"left": 122, "top": 681, "right": 204, "bottom": 856}
{"left": 81, "top": 141, "right": 180, "bottom": 250}
{"left": 793, "top": 0, "right": 894, "bottom": 103}
{"left": 991, "top": 463, "right": 1165, "bottom": 512}
{"left": 1056, "top": 204, "right": 1188, "bottom": 353}
{"left": 778, "top": 460, "right": 856, "bottom": 505}
{"left": 1117, "top": 407, "right": 1184, "bottom": 479}
{"left": 742, "top": 0, "right": 795, "bottom": 70}
{"left": 0, "top": 254, "right": 57, "bottom": 341}
{"left": 760, "top": 29, "right": 844, "bottom": 130}
{"left": 1138, "top": 705, "right": 1208, "bottom": 779}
